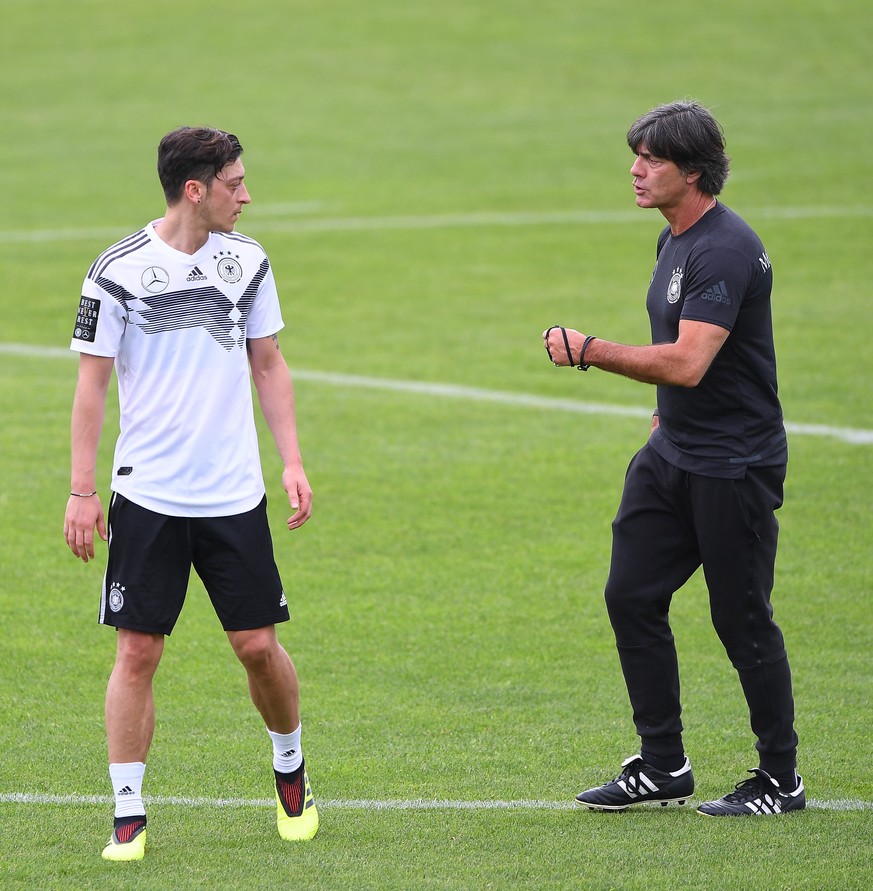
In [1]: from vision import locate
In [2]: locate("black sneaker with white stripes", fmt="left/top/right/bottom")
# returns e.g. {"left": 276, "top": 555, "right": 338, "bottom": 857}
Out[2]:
{"left": 574, "top": 754, "right": 694, "bottom": 811}
{"left": 696, "top": 768, "right": 805, "bottom": 816}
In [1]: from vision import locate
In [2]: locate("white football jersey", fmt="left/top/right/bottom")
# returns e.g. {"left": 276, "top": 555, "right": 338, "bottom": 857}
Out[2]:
{"left": 71, "top": 220, "right": 284, "bottom": 517}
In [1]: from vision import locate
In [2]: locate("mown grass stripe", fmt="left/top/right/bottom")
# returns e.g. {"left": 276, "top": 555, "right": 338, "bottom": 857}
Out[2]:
{"left": 1, "top": 205, "right": 872, "bottom": 244}
{"left": 1, "top": 791, "right": 869, "bottom": 812}
{"left": 4, "top": 342, "right": 871, "bottom": 445}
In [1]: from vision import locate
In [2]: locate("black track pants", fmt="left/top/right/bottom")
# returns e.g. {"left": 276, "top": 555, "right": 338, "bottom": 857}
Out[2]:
{"left": 604, "top": 445, "right": 798, "bottom": 775}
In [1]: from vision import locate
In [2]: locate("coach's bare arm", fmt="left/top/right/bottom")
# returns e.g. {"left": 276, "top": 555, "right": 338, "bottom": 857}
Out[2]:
{"left": 65, "top": 353, "right": 114, "bottom": 562}
{"left": 247, "top": 334, "right": 313, "bottom": 531}
{"left": 543, "top": 319, "right": 729, "bottom": 388}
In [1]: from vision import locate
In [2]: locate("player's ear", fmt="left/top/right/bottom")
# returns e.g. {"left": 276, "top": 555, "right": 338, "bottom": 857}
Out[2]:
{"left": 685, "top": 169, "right": 702, "bottom": 186}
{"left": 184, "top": 179, "right": 205, "bottom": 204}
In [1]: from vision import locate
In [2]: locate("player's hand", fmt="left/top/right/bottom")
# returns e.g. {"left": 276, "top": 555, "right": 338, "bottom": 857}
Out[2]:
{"left": 543, "top": 326, "right": 586, "bottom": 367}
{"left": 64, "top": 495, "right": 107, "bottom": 563}
{"left": 282, "top": 465, "right": 313, "bottom": 530}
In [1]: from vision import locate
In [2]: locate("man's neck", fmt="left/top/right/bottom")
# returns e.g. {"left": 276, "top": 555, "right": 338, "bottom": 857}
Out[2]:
{"left": 663, "top": 192, "right": 717, "bottom": 236}
{"left": 152, "top": 208, "right": 210, "bottom": 255}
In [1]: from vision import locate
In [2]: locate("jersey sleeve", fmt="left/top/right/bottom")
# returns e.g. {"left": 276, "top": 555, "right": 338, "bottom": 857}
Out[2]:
{"left": 245, "top": 259, "right": 285, "bottom": 340}
{"left": 70, "top": 276, "right": 127, "bottom": 357}
{"left": 682, "top": 243, "right": 757, "bottom": 331}
{"left": 679, "top": 243, "right": 759, "bottom": 332}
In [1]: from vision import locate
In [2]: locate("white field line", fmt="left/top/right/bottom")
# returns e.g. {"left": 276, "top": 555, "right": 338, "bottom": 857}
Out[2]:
{"left": 4, "top": 342, "right": 873, "bottom": 446}
{"left": 1, "top": 205, "right": 872, "bottom": 244}
{"left": 1, "top": 791, "right": 870, "bottom": 812}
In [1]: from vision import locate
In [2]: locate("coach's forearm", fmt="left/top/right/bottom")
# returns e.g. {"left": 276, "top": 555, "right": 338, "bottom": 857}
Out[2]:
{"left": 583, "top": 338, "right": 701, "bottom": 387}
{"left": 583, "top": 319, "right": 728, "bottom": 388}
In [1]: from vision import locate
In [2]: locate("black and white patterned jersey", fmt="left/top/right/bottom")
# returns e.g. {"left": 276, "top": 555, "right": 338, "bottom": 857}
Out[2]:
{"left": 71, "top": 220, "right": 284, "bottom": 517}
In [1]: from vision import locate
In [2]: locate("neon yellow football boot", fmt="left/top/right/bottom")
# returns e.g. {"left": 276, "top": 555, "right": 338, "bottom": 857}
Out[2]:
{"left": 275, "top": 763, "right": 319, "bottom": 841}
{"left": 101, "top": 817, "right": 147, "bottom": 861}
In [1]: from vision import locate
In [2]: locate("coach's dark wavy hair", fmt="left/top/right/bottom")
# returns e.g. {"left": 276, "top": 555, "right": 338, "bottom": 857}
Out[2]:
{"left": 157, "top": 126, "right": 243, "bottom": 204}
{"left": 627, "top": 100, "right": 730, "bottom": 196}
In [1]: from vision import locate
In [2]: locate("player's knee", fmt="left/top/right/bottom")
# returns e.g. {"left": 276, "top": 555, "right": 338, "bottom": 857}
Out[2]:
{"left": 228, "top": 627, "right": 278, "bottom": 671}
{"left": 115, "top": 629, "right": 164, "bottom": 676}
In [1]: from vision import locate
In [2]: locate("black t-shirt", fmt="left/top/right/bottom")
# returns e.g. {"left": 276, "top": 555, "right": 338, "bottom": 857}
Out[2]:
{"left": 646, "top": 203, "right": 787, "bottom": 478}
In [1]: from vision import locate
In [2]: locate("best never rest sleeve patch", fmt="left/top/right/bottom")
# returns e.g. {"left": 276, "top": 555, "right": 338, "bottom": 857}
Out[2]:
{"left": 73, "top": 296, "right": 100, "bottom": 342}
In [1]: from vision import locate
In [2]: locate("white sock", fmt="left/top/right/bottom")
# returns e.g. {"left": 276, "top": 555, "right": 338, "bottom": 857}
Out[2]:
{"left": 109, "top": 761, "right": 146, "bottom": 818}
{"left": 268, "top": 724, "right": 303, "bottom": 774}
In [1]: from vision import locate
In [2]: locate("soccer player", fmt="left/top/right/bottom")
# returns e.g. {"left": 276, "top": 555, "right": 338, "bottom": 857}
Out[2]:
{"left": 64, "top": 127, "right": 318, "bottom": 860}
{"left": 543, "top": 100, "right": 804, "bottom": 816}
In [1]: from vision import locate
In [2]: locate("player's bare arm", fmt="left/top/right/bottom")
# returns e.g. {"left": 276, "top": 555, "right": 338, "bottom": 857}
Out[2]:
{"left": 247, "top": 334, "right": 313, "bottom": 530}
{"left": 543, "top": 319, "right": 729, "bottom": 388}
{"left": 65, "top": 353, "right": 114, "bottom": 562}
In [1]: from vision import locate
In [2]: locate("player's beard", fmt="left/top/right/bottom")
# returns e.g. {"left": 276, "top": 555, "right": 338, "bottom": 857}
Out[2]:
{"left": 199, "top": 195, "right": 238, "bottom": 233}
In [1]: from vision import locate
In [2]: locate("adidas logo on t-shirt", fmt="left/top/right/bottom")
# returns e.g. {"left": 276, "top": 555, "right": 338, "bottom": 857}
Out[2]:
{"left": 701, "top": 280, "right": 731, "bottom": 305}
{"left": 186, "top": 266, "right": 208, "bottom": 282}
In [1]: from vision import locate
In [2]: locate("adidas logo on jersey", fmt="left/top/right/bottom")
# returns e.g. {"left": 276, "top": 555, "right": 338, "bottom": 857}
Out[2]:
{"left": 701, "top": 280, "right": 731, "bottom": 305}
{"left": 186, "top": 266, "right": 208, "bottom": 282}
{"left": 279, "top": 591, "right": 287, "bottom": 607}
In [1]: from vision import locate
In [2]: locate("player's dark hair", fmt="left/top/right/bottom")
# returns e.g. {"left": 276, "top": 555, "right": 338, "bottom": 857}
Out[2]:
{"left": 157, "top": 127, "right": 243, "bottom": 204}
{"left": 627, "top": 100, "right": 730, "bottom": 196}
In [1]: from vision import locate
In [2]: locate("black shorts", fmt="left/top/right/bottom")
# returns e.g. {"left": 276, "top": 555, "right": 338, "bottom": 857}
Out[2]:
{"left": 100, "top": 493, "right": 290, "bottom": 634}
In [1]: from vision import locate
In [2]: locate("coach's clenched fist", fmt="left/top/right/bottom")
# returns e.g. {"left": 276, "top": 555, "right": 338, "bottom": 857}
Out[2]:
{"left": 543, "top": 325, "right": 595, "bottom": 371}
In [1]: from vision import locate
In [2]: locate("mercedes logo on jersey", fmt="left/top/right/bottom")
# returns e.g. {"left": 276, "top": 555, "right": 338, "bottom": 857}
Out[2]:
{"left": 141, "top": 266, "right": 170, "bottom": 294}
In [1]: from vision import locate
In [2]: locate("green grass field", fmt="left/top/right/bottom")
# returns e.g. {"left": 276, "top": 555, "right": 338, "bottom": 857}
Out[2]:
{"left": 1, "top": 0, "right": 872, "bottom": 888}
